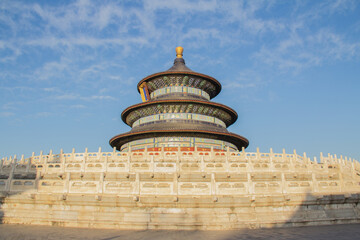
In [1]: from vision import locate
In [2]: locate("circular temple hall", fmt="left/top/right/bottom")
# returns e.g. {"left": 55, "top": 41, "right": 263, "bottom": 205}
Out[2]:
{"left": 110, "top": 47, "right": 249, "bottom": 152}
{"left": 1, "top": 47, "right": 360, "bottom": 231}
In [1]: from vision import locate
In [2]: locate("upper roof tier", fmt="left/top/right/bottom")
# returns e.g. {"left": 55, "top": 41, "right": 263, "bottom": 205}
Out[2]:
{"left": 137, "top": 47, "right": 222, "bottom": 99}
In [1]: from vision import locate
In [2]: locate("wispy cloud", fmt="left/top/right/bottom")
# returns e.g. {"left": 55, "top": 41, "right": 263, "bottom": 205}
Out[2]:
{"left": 53, "top": 93, "right": 116, "bottom": 101}
{"left": 253, "top": 29, "right": 360, "bottom": 72}
{"left": 0, "top": 112, "right": 15, "bottom": 117}
{"left": 223, "top": 69, "right": 266, "bottom": 90}
{"left": 70, "top": 104, "right": 86, "bottom": 109}
{"left": 33, "top": 111, "right": 52, "bottom": 118}
{"left": 0, "top": 0, "right": 359, "bottom": 120}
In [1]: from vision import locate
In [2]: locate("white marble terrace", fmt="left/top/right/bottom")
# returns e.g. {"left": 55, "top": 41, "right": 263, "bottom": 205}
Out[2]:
{"left": 1, "top": 147, "right": 359, "bottom": 196}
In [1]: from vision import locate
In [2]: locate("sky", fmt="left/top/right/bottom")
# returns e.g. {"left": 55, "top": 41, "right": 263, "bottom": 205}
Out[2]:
{"left": 1, "top": 0, "right": 359, "bottom": 161}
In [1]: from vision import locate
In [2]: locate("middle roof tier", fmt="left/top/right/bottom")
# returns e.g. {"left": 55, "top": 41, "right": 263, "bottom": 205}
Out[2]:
{"left": 121, "top": 99, "right": 238, "bottom": 128}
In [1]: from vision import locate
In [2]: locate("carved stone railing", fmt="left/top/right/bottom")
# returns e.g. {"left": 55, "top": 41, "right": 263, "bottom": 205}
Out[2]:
{"left": 1, "top": 147, "right": 359, "bottom": 197}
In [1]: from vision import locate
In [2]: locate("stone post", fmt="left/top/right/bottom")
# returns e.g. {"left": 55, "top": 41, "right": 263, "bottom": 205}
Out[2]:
{"left": 84, "top": 147, "right": 88, "bottom": 159}
{"left": 31, "top": 152, "right": 35, "bottom": 165}
{"left": 64, "top": 172, "right": 70, "bottom": 194}
{"left": 5, "top": 156, "right": 15, "bottom": 192}
{"left": 99, "top": 172, "right": 104, "bottom": 194}
{"left": 34, "top": 157, "right": 42, "bottom": 191}
{"left": 225, "top": 149, "right": 230, "bottom": 174}
{"left": 104, "top": 150, "right": 109, "bottom": 172}
{"left": 269, "top": 148, "right": 274, "bottom": 172}
{"left": 78, "top": 148, "right": 83, "bottom": 172}
{"left": 241, "top": 147, "right": 246, "bottom": 159}
{"left": 127, "top": 150, "right": 131, "bottom": 173}
{"left": 40, "top": 151, "right": 46, "bottom": 173}
{"left": 112, "top": 146, "right": 116, "bottom": 158}
{"left": 151, "top": 153, "right": 155, "bottom": 174}
{"left": 281, "top": 172, "right": 287, "bottom": 194}
{"left": 310, "top": 156, "right": 316, "bottom": 172}
{"left": 135, "top": 172, "right": 140, "bottom": 196}
{"left": 320, "top": 152, "right": 324, "bottom": 164}
{"left": 201, "top": 155, "right": 205, "bottom": 173}
{"left": 311, "top": 172, "right": 319, "bottom": 193}
{"left": 355, "top": 160, "right": 360, "bottom": 172}
{"left": 247, "top": 173, "right": 253, "bottom": 194}
{"left": 338, "top": 160, "right": 344, "bottom": 192}
{"left": 176, "top": 153, "right": 180, "bottom": 174}
{"left": 49, "top": 149, "right": 53, "bottom": 163}
{"left": 351, "top": 159, "right": 356, "bottom": 180}
{"left": 282, "top": 148, "right": 286, "bottom": 161}
{"left": 25, "top": 155, "right": 31, "bottom": 172}
{"left": 211, "top": 173, "right": 216, "bottom": 196}
{"left": 226, "top": 146, "right": 230, "bottom": 167}
{"left": 98, "top": 147, "right": 102, "bottom": 162}
{"left": 60, "top": 149, "right": 65, "bottom": 172}
{"left": 292, "top": 149, "right": 297, "bottom": 169}
{"left": 173, "top": 171, "right": 178, "bottom": 196}
{"left": 340, "top": 155, "right": 344, "bottom": 165}
{"left": 71, "top": 148, "right": 75, "bottom": 162}
{"left": 39, "top": 150, "right": 43, "bottom": 164}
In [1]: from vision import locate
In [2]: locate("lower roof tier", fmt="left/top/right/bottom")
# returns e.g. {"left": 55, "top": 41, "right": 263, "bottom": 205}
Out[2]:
{"left": 130, "top": 119, "right": 228, "bottom": 134}
{"left": 119, "top": 136, "right": 238, "bottom": 152}
{"left": 109, "top": 129, "right": 249, "bottom": 151}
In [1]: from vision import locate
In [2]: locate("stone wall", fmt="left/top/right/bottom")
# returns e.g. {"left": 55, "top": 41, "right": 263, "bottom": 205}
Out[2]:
{"left": 0, "top": 147, "right": 359, "bottom": 229}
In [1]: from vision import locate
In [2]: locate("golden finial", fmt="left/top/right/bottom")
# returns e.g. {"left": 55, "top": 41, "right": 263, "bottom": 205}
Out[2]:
{"left": 176, "top": 46, "right": 183, "bottom": 58}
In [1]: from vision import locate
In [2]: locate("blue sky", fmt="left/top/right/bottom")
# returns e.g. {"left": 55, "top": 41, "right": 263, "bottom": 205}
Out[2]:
{"left": 1, "top": 0, "right": 359, "bottom": 161}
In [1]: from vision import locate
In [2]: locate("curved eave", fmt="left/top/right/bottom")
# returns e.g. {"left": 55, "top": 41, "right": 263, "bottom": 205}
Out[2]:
{"left": 109, "top": 129, "right": 249, "bottom": 151}
{"left": 121, "top": 99, "right": 238, "bottom": 127}
{"left": 137, "top": 71, "right": 222, "bottom": 99}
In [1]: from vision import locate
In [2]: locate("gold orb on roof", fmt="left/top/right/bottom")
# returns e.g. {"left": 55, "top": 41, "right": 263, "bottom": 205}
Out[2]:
{"left": 176, "top": 46, "right": 183, "bottom": 58}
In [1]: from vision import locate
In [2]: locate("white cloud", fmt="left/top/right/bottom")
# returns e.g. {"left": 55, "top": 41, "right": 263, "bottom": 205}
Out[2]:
{"left": 253, "top": 28, "right": 360, "bottom": 72}
{"left": 43, "top": 87, "right": 58, "bottom": 92}
{"left": 219, "top": 0, "right": 285, "bottom": 34}
{"left": 96, "top": 5, "right": 117, "bottom": 30}
{"left": 1, "top": 0, "right": 359, "bottom": 112}
{"left": 308, "top": 30, "right": 360, "bottom": 60}
{"left": 0, "top": 112, "right": 15, "bottom": 117}
{"left": 53, "top": 93, "right": 116, "bottom": 101}
{"left": 144, "top": 0, "right": 217, "bottom": 13}
{"left": 33, "top": 112, "right": 52, "bottom": 118}
{"left": 87, "top": 95, "right": 117, "bottom": 101}
{"left": 70, "top": 104, "right": 86, "bottom": 109}
{"left": 0, "top": 0, "right": 288, "bottom": 58}
{"left": 33, "top": 58, "right": 70, "bottom": 81}
{"left": 327, "top": 0, "right": 357, "bottom": 14}
{"left": 54, "top": 93, "right": 79, "bottom": 100}
{"left": 181, "top": 28, "right": 225, "bottom": 47}
{"left": 223, "top": 69, "right": 267, "bottom": 90}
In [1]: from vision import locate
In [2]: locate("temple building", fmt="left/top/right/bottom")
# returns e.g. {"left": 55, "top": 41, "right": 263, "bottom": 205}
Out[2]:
{"left": 1, "top": 47, "right": 359, "bottom": 230}
{"left": 110, "top": 47, "right": 249, "bottom": 152}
